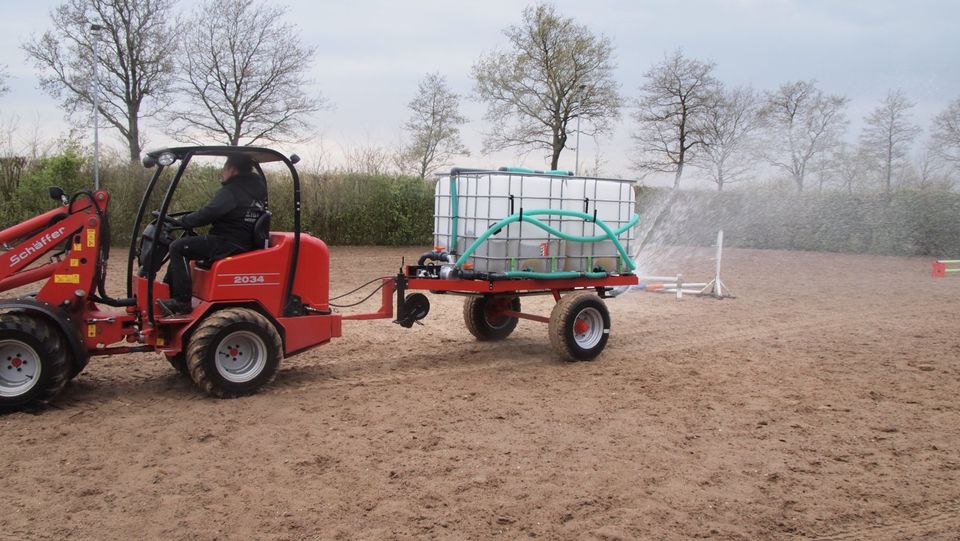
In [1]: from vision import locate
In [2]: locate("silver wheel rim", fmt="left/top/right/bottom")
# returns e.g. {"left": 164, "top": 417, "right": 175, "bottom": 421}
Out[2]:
{"left": 214, "top": 331, "right": 267, "bottom": 383}
{"left": 572, "top": 307, "right": 604, "bottom": 349}
{"left": 483, "top": 298, "right": 517, "bottom": 329}
{"left": 0, "top": 340, "right": 41, "bottom": 398}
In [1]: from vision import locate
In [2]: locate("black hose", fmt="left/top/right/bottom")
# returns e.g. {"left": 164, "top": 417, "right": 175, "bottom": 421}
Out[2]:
{"left": 329, "top": 283, "right": 385, "bottom": 308}
{"left": 417, "top": 250, "right": 450, "bottom": 266}
{"left": 457, "top": 270, "right": 509, "bottom": 281}
{"left": 72, "top": 190, "right": 137, "bottom": 308}
{"left": 330, "top": 276, "right": 388, "bottom": 301}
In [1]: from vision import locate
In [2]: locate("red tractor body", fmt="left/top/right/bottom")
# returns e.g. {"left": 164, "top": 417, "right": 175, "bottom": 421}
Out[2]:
{"left": 0, "top": 147, "right": 370, "bottom": 409}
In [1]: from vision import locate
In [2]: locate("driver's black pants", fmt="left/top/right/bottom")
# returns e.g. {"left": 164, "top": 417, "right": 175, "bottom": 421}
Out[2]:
{"left": 167, "top": 235, "right": 246, "bottom": 302}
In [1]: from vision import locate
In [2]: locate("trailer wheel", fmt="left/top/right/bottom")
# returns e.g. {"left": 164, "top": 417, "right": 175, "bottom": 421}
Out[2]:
{"left": 0, "top": 313, "right": 70, "bottom": 412}
{"left": 186, "top": 308, "right": 282, "bottom": 398}
{"left": 463, "top": 296, "right": 520, "bottom": 341}
{"left": 548, "top": 292, "right": 610, "bottom": 361}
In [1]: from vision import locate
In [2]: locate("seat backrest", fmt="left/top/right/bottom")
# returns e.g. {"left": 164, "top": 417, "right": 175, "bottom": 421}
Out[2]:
{"left": 253, "top": 210, "right": 272, "bottom": 249}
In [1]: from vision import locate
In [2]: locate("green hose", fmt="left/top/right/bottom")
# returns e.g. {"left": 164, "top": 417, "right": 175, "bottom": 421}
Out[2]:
{"left": 500, "top": 166, "right": 574, "bottom": 176}
{"left": 504, "top": 270, "right": 610, "bottom": 279}
{"left": 454, "top": 209, "right": 638, "bottom": 272}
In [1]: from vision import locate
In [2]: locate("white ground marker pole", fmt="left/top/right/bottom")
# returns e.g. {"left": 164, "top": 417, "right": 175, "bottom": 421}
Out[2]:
{"left": 702, "top": 229, "right": 729, "bottom": 299}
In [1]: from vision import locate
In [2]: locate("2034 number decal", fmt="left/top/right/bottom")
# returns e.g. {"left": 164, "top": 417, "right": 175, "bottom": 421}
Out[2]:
{"left": 233, "top": 275, "right": 266, "bottom": 284}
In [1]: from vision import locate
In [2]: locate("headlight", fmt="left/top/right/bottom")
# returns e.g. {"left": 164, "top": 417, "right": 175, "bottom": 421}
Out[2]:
{"left": 157, "top": 152, "right": 177, "bottom": 166}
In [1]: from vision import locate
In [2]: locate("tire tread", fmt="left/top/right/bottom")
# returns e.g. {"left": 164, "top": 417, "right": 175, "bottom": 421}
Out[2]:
{"left": 548, "top": 291, "right": 609, "bottom": 362}
{"left": 186, "top": 307, "right": 282, "bottom": 398}
{"left": 463, "top": 296, "right": 520, "bottom": 341}
{"left": 0, "top": 313, "right": 70, "bottom": 412}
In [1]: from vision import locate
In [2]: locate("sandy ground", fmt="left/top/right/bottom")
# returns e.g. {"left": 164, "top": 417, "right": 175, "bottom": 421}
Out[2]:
{"left": 1, "top": 245, "right": 959, "bottom": 540}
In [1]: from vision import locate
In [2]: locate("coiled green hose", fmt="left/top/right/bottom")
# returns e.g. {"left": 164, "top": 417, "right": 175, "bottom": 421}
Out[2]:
{"left": 454, "top": 209, "right": 639, "bottom": 273}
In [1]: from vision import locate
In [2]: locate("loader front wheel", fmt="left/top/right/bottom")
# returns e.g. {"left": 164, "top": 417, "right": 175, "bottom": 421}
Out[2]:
{"left": 0, "top": 313, "right": 70, "bottom": 412}
{"left": 186, "top": 308, "right": 282, "bottom": 398}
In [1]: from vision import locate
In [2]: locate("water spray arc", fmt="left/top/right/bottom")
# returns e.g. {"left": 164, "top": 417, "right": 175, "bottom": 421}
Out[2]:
{"left": 621, "top": 230, "right": 731, "bottom": 300}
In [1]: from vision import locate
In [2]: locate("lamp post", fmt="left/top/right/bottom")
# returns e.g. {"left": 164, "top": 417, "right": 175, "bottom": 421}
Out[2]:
{"left": 574, "top": 114, "right": 581, "bottom": 175}
{"left": 574, "top": 84, "right": 585, "bottom": 175}
{"left": 90, "top": 24, "right": 103, "bottom": 190}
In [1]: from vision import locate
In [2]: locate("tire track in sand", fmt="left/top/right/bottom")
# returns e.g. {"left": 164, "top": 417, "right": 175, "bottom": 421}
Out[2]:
{"left": 276, "top": 300, "right": 944, "bottom": 393}
{"left": 805, "top": 498, "right": 960, "bottom": 540}
{"left": 56, "top": 299, "right": 947, "bottom": 408}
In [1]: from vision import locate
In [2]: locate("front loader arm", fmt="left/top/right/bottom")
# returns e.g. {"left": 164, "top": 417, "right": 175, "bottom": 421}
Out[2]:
{"left": 0, "top": 192, "right": 105, "bottom": 298}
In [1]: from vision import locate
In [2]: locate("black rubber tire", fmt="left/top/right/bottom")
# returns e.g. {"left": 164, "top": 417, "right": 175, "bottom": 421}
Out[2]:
{"left": 0, "top": 313, "right": 70, "bottom": 412}
{"left": 68, "top": 355, "right": 88, "bottom": 379}
{"left": 548, "top": 291, "right": 611, "bottom": 362}
{"left": 463, "top": 296, "right": 521, "bottom": 341}
{"left": 186, "top": 307, "right": 283, "bottom": 398}
{"left": 166, "top": 353, "right": 190, "bottom": 377}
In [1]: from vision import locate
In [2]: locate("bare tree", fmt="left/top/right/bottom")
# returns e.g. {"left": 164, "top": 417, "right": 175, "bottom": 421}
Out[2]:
{"left": 631, "top": 50, "right": 718, "bottom": 189}
{"left": 397, "top": 73, "right": 469, "bottom": 178}
{"left": 22, "top": 0, "right": 177, "bottom": 162}
{"left": 169, "top": 0, "right": 325, "bottom": 146}
{"left": 907, "top": 148, "right": 954, "bottom": 191}
{"left": 859, "top": 89, "right": 921, "bottom": 192}
{"left": 0, "top": 66, "right": 9, "bottom": 96}
{"left": 931, "top": 97, "right": 960, "bottom": 165}
{"left": 473, "top": 3, "right": 621, "bottom": 170}
{"left": 343, "top": 141, "right": 393, "bottom": 175}
{"left": 762, "top": 80, "right": 848, "bottom": 192}
{"left": 823, "top": 142, "right": 870, "bottom": 193}
{"left": 696, "top": 85, "right": 763, "bottom": 191}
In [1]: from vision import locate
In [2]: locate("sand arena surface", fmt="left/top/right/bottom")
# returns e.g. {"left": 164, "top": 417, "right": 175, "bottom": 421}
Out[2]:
{"left": 1, "top": 246, "right": 959, "bottom": 540}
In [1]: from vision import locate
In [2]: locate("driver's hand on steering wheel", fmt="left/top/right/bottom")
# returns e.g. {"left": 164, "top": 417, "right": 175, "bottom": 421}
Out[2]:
{"left": 165, "top": 215, "right": 186, "bottom": 228}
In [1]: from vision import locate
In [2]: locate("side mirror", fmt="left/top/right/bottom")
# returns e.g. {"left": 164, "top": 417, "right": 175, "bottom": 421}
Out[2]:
{"left": 49, "top": 186, "right": 67, "bottom": 205}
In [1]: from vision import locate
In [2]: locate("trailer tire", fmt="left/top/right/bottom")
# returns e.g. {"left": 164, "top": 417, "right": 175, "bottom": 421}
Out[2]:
{"left": 0, "top": 313, "right": 70, "bottom": 412}
{"left": 463, "top": 296, "right": 520, "bottom": 341}
{"left": 548, "top": 291, "right": 610, "bottom": 362}
{"left": 186, "top": 308, "right": 282, "bottom": 398}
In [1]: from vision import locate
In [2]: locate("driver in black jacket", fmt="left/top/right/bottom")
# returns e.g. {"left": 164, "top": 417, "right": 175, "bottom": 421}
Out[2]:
{"left": 159, "top": 154, "right": 267, "bottom": 315}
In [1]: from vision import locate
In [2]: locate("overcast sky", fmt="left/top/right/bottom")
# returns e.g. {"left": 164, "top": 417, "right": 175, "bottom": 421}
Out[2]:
{"left": 1, "top": 0, "right": 958, "bottom": 184}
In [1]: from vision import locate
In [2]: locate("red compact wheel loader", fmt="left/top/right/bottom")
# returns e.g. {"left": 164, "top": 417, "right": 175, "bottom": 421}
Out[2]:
{"left": 0, "top": 146, "right": 370, "bottom": 411}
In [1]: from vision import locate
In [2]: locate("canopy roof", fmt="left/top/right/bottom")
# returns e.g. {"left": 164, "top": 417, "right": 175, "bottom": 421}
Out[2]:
{"left": 144, "top": 145, "right": 292, "bottom": 165}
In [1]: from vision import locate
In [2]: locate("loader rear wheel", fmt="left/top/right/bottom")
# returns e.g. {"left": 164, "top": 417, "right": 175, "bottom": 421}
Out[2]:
{"left": 0, "top": 313, "right": 70, "bottom": 412}
{"left": 186, "top": 308, "right": 282, "bottom": 398}
{"left": 463, "top": 296, "right": 520, "bottom": 341}
{"left": 548, "top": 291, "right": 610, "bottom": 362}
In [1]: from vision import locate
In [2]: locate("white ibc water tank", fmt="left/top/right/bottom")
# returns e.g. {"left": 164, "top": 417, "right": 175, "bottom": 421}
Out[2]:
{"left": 434, "top": 169, "right": 637, "bottom": 273}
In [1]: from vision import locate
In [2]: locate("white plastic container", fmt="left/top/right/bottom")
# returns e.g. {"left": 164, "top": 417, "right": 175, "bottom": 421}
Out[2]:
{"left": 434, "top": 169, "right": 636, "bottom": 273}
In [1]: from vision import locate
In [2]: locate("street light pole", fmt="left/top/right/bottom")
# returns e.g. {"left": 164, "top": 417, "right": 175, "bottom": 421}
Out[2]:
{"left": 574, "top": 114, "right": 581, "bottom": 175}
{"left": 90, "top": 24, "right": 103, "bottom": 190}
{"left": 574, "top": 84, "right": 585, "bottom": 175}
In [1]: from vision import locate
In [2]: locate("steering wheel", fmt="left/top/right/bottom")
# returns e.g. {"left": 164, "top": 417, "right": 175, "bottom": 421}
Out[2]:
{"left": 151, "top": 210, "right": 195, "bottom": 233}
{"left": 138, "top": 210, "right": 198, "bottom": 277}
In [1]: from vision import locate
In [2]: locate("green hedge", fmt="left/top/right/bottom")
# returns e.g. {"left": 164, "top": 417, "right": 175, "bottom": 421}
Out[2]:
{"left": 3, "top": 152, "right": 957, "bottom": 256}
{"left": 0, "top": 155, "right": 436, "bottom": 247}
{"left": 635, "top": 187, "right": 960, "bottom": 257}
